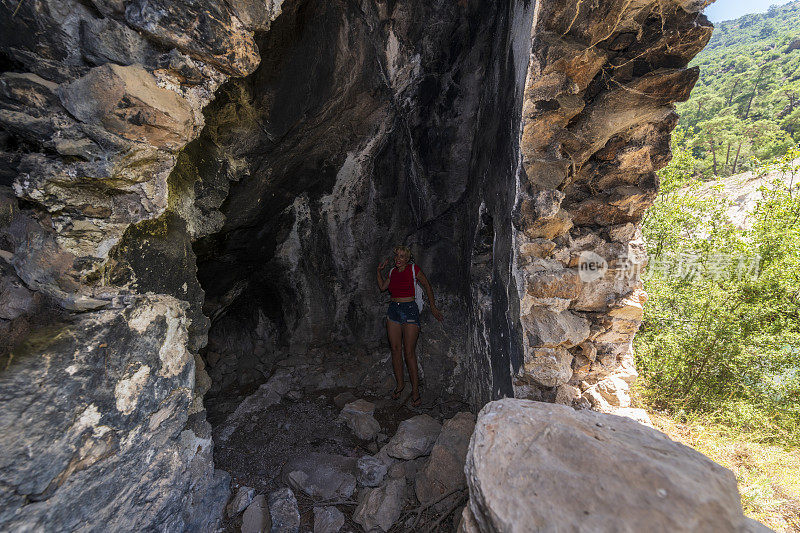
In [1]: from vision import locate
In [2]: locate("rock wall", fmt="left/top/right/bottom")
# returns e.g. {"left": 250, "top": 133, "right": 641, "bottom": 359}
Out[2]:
{"left": 190, "top": 0, "right": 536, "bottom": 402}
{"left": 509, "top": 0, "right": 712, "bottom": 409}
{"left": 0, "top": 295, "right": 229, "bottom": 531}
{"left": 0, "top": 0, "right": 267, "bottom": 529}
{"left": 0, "top": 0, "right": 712, "bottom": 529}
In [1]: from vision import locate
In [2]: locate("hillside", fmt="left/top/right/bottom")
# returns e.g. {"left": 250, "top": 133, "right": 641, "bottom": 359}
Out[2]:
{"left": 675, "top": 1, "right": 800, "bottom": 177}
{"left": 679, "top": 158, "right": 799, "bottom": 230}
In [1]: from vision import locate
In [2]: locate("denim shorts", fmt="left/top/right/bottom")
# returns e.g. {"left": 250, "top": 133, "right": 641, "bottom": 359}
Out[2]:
{"left": 386, "top": 301, "right": 421, "bottom": 328}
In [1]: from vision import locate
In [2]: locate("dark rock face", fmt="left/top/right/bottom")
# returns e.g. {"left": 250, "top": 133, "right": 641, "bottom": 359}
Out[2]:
{"left": 0, "top": 0, "right": 263, "bottom": 530}
{"left": 0, "top": 295, "right": 229, "bottom": 531}
{"left": 190, "top": 0, "right": 536, "bottom": 402}
{"left": 0, "top": 0, "right": 711, "bottom": 529}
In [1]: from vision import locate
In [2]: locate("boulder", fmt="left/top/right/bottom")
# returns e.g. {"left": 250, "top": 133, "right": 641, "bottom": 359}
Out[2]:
{"left": 613, "top": 407, "right": 654, "bottom": 427}
{"left": 313, "top": 506, "right": 345, "bottom": 533}
{"left": 415, "top": 412, "right": 476, "bottom": 505}
{"left": 356, "top": 455, "right": 388, "bottom": 487}
{"left": 282, "top": 453, "right": 357, "bottom": 500}
{"left": 353, "top": 478, "right": 406, "bottom": 532}
{"left": 242, "top": 495, "right": 270, "bottom": 533}
{"left": 384, "top": 414, "right": 442, "bottom": 460}
{"left": 227, "top": 485, "right": 256, "bottom": 517}
{"left": 338, "top": 399, "right": 381, "bottom": 441}
{"left": 464, "top": 399, "right": 769, "bottom": 532}
{"left": 268, "top": 487, "right": 300, "bottom": 533}
{"left": 333, "top": 391, "right": 358, "bottom": 409}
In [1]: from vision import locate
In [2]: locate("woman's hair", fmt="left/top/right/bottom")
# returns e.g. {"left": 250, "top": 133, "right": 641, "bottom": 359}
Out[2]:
{"left": 394, "top": 244, "right": 413, "bottom": 261}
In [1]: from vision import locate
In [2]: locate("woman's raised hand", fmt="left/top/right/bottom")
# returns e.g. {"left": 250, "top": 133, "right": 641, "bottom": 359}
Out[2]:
{"left": 378, "top": 258, "right": 389, "bottom": 270}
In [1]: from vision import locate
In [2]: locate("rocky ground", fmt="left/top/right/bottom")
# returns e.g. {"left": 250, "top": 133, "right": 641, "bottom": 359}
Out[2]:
{"left": 204, "top": 347, "right": 771, "bottom": 533}
{"left": 206, "top": 348, "right": 473, "bottom": 532}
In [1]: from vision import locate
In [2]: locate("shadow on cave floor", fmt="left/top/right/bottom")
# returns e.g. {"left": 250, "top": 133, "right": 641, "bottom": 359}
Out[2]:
{"left": 204, "top": 344, "right": 470, "bottom": 532}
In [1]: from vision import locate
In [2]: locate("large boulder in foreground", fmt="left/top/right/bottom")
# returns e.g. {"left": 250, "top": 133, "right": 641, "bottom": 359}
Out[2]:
{"left": 462, "top": 399, "right": 770, "bottom": 533}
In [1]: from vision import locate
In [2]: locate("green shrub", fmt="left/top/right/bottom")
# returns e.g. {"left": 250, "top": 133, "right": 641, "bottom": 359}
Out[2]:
{"left": 636, "top": 148, "right": 800, "bottom": 445}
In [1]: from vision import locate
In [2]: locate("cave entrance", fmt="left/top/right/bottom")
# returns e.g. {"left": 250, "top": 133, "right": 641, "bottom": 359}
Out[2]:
{"left": 176, "top": 0, "right": 531, "bottom": 423}
{"left": 166, "top": 0, "right": 519, "bottom": 528}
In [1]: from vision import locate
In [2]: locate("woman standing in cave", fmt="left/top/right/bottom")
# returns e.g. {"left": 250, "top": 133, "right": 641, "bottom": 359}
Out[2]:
{"left": 377, "top": 245, "right": 444, "bottom": 408}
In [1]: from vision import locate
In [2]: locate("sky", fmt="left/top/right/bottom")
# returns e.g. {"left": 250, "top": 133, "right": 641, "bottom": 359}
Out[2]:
{"left": 703, "top": 0, "right": 795, "bottom": 23}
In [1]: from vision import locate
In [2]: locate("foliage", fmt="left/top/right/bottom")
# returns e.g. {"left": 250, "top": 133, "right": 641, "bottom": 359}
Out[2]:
{"left": 676, "top": 1, "right": 800, "bottom": 178}
{"left": 636, "top": 149, "right": 800, "bottom": 445}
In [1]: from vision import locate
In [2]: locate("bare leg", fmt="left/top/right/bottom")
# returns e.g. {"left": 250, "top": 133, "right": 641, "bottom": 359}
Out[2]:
{"left": 401, "top": 323, "right": 420, "bottom": 403}
{"left": 387, "top": 318, "right": 404, "bottom": 393}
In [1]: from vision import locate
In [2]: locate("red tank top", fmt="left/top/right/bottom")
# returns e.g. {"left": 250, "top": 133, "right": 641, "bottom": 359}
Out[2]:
{"left": 388, "top": 264, "right": 420, "bottom": 298}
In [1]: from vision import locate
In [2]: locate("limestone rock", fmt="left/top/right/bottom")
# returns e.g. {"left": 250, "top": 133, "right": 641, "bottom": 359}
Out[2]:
{"left": 339, "top": 399, "right": 381, "bottom": 441}
{"left": 313, "top": 506, "right": 345, "bottom": 533}
{"left": 456, "top": 505, "right": 481, "bottom": 533}
{"left": 226, "top": 0, "right": 284, "bottom": 31}
{"left": 387, "top": 462, "right": 405, "bottom": 479}
{"left": 525, "top": 268, "right": 582, "bottom": 300}
{"left": 554, "top": 383, "right": 582, "bottom": 406}
{"left": 216, "top": 368, "right": 296, "bottom": 442}
{"left": 0, "top": 295, "right": 227, "bottom": 532}
{"left": 242, "top": 494, "right": 270, "bottom": 533}
{"left": 228, "top": 485, "right": 256, "bottom": 517}
{"left": 521, "top": 308, "right": 590, "bottom": 349}
{"left": 402, "top": 456, "right": 429, "bottom": 482}
{"left": 522, "top": 208, "right": 573, "bottom": 240}
{"left": 415, "top": 412, "right": 476, "bottom": 506}
{"left": 384, "top": 414, "right": 442, "bottom": 460}
{"left": 464, "top": 399, "right": 765, "bottom": 532}
{"left": 521, "top": 346, "right": 574, "bottom": 388}
{"left": 124, "top": 0, "right": 260, "bottom": 76}
{"left": 353, "top": 478, "right": 406, "bottom": 533}
{"left": 511, "top": 0, "right": 711, "bottom": 400}
{"left": 282, "top": 453, "right": 356, "bottom": 500}
{"left": 268, "top": 487, "right": 300, "bottom": 533}
{"left": 519, "top": 239, "right": 556, "bottom": 260}
{"left": 0, "top": 0, "right": 714, "bottom": 529}
{"left": 333, "top": 391, "right": 358, "bottom": 409}
{"left": 57, "top": 64, "right": 195, "bottom": 150}
{"left": 613, "top": 407, "right": 654, "bottom": 427}
{"left": 356, "top": 455, "right": 388, "bottom": 487}
{"left": 374, "top": 443, "right": 400, "bottom": 470}
{"left": 583, "top": 376, "right": 632, "bottom": 412}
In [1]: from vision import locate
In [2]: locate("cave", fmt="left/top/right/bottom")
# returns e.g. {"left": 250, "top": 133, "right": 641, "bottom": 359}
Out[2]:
{"left": 0, "top": 0, "right": 715, "bottom": 531}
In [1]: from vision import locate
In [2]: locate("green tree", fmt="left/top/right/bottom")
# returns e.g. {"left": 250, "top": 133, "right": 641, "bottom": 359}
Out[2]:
{"left": 636, "top": 149, "right": 800, "bottom": 444}
{"left": 675, "top": 2, "right": 800, "bottom": 177}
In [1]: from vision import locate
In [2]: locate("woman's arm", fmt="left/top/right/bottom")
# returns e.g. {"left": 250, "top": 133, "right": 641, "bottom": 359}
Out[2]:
{"left": 377, "top": 259, "right": 390, "bottom": 291}
{"left": 416, "top": 268, "right": 443, "bottom": 322}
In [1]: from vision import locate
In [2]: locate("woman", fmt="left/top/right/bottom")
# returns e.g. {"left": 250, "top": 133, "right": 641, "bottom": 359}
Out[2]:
{"left": 376, "top": 245, "right": 443, "bottom": 407}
